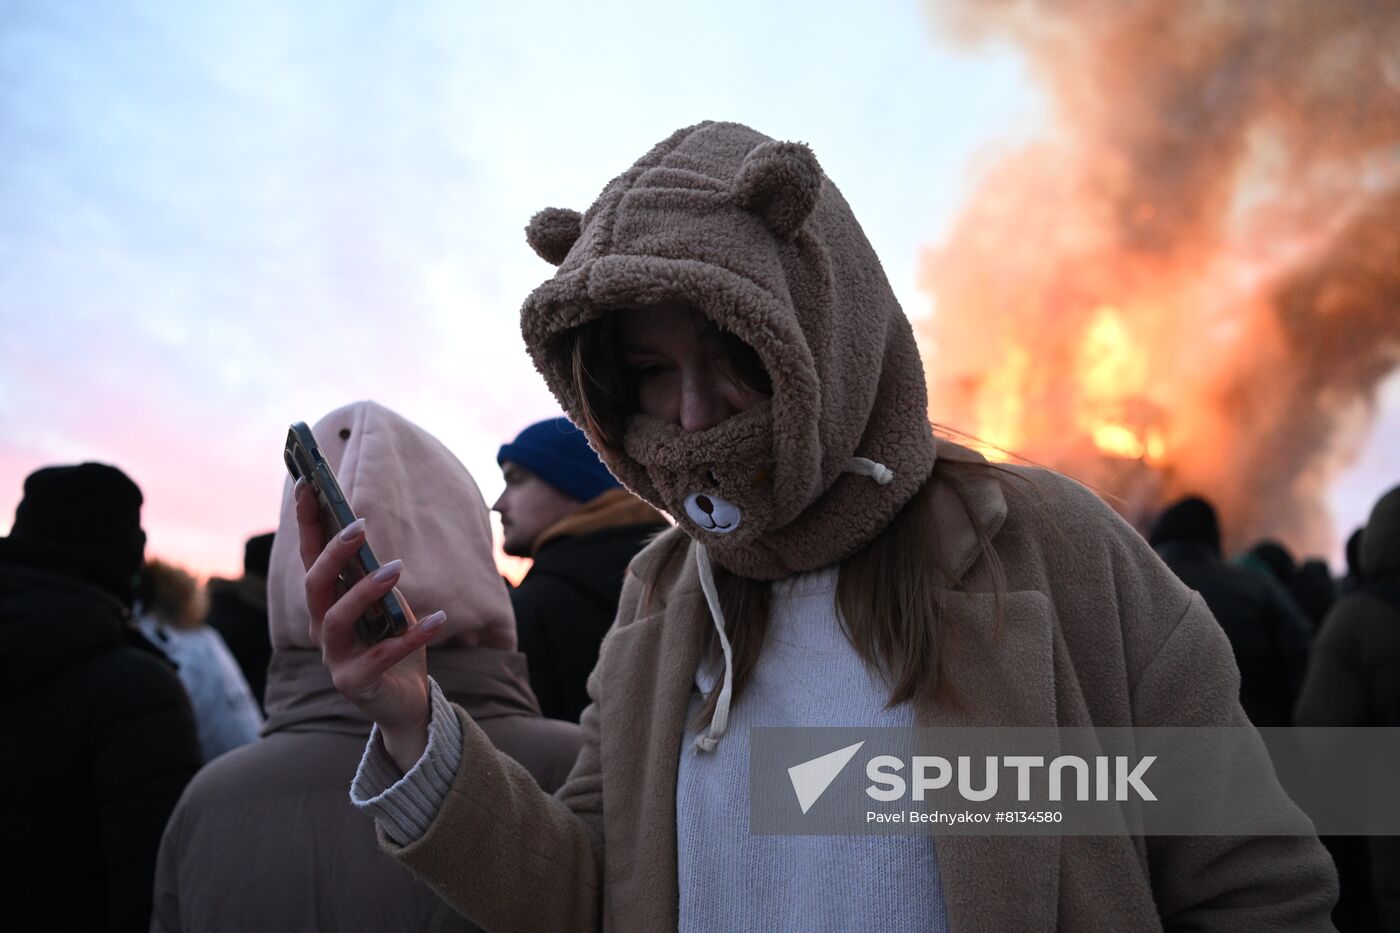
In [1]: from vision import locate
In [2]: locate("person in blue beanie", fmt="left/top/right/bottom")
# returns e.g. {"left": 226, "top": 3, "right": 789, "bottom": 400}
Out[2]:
{"left": 494, "top": 417, "right": 666, "bottom": 721}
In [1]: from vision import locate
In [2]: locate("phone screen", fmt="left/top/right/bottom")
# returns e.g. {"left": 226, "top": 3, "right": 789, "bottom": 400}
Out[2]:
{"left": 284, "top": 422, "right": 409, "bottom": 643}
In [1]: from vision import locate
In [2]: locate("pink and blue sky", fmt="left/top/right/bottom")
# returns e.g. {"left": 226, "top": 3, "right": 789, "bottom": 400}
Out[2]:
{"left": 2, "top": 1, "right": 1395, "bottom": 578}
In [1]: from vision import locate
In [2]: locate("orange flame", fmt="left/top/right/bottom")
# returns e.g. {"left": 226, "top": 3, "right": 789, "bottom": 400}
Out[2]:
{"left": 920, "top": 1, "right": 1400, "bottom": 553}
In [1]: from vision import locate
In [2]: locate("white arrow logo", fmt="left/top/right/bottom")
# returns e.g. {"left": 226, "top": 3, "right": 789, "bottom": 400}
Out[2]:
{"left": 788, "top": 741, "right": 865, "bottom": 814}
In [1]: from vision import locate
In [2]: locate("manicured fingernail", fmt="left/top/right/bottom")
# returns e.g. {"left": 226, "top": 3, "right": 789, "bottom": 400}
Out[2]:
{"left": 294, "top": 477, "right": 308, "bottom": 499}
{"left": 372, "top": 559, "right": 403, "bottom": 583}
{"left": 339, "top": 517, "right": 366, "bottom": 542}
{"left": 419, "top": 610, "right": 447, "bottom": 633}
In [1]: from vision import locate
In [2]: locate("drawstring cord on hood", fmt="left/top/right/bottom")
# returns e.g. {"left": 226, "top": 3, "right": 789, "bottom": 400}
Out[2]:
{"left": 843, "top": 457, "right": 895, "bottom": 485}
{"left": 692, "top": 543, "right": 732, "bottom": 753}
{"left": 691, "top": 457, "right": 895, "bottom": 753}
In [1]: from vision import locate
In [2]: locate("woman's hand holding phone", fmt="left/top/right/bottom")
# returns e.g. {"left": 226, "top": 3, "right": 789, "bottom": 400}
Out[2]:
{"left": 295, "top": 478, "right": 447, "bottom": 773}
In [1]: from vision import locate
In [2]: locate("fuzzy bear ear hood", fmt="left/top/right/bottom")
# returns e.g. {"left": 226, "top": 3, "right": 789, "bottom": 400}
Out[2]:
{"left": 520, "top": 121, "right": 938, "bottom": 583}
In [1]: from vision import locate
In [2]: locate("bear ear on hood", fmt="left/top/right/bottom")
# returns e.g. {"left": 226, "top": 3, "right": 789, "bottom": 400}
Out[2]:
{"left": 733, "top": 140, "right": 823, "bottom": 242}
{"left": 525, "top": 207, "right": 583, "bottom": 266}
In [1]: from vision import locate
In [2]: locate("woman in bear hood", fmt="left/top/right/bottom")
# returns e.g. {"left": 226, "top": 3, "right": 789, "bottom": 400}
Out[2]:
{"left": 302, "top": 122, "right": 1336, "bottom": 931}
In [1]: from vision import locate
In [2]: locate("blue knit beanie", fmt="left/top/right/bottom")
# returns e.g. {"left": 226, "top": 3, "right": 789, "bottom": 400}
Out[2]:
{"left": 497, "top": 417, "right": 621, "bottom": 503}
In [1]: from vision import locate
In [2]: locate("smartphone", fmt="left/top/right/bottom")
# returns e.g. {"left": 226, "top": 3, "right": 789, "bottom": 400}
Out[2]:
{"left": 284, "top": 422, "right": 409, "bottom": 644}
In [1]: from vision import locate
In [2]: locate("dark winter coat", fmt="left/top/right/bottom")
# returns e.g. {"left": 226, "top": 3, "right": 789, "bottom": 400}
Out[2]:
{"left": 1289, "top": 560, "right": 1337, "bottom": 632}
{"left": 0, "top": 563, "right": 201, "bottom": 933}
{"left": 151, "top": 650, "right": 582, "bottom": 933}
{"left": 512, "top": 490, "right": 666, "bottom": 723}
{"left": 202, "top": 574, "right": 271, "bottom": 713}
{"left": 1296, "top": 485, "right": 1400, "bottom": 930}
{"left": 1154, "top": 540, "right": 1313, "bottom": 727}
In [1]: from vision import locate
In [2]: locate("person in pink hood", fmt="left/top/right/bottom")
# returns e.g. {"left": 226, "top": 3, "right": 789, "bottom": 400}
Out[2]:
{"left": 151, "top": 401, "right": 581, "bottom": 933}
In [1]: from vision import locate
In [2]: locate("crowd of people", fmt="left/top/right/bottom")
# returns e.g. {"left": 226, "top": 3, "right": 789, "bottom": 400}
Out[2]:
{"left": 2, "top": 121, "right": 1396, "bottom": 932}
{"left": 1148, "top": 491, "right": 1399, "bottom": 931}
{"left": 0, "top": 405, "right": 657, "bottom": 932}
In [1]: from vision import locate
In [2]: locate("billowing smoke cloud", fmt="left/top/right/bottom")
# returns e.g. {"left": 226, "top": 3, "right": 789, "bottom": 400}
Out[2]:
{"left": 920, "top": 0, "right": 1400, "bottom": 555}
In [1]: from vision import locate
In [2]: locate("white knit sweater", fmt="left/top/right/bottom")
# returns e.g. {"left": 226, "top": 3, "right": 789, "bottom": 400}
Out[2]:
{"left": 676, "top": 565, "right": 946, "bottom": 932}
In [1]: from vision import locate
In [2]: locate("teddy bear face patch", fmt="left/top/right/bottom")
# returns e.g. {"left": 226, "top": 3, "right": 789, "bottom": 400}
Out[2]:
{"left": 683, "top": 491, "right": 743, "bottom": 534}
{"left": 622, "top": 404, "right": 776, "bottom": 546}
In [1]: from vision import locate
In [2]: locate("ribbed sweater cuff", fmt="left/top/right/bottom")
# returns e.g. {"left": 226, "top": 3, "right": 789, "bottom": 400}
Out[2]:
{"left": 349, "top": 677, "right": 463, "bottom": 846}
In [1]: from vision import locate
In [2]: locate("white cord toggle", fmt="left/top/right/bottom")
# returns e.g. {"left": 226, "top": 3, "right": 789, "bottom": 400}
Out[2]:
{"left": 843, "top": 456, "right": 894, "bottom": 485}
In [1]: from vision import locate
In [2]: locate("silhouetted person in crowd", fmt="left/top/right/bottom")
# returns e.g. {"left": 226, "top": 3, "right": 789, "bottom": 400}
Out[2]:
{"left": 204, "top": 532, "right": 275, "bottom": 712}
{"left": 153, "top": 401, "right": 582, "bottom": 933}
{"left": 1150, "top": 495, "right": 1312, "bottom": 727}
{"left": 1339, "top": 526, "right": 1368, "bottom": 598}
{"left": 1237, "top": 537, "right": 1332, "bottom": 633}
{"left": 135, "top": 558, "right": 263, "bottom": 762}
{"left": 494, "top": 416, "right": 666, "bottom": 722}
{"left": 1290, "top": 558, "right": 1338, "bottom": 633}
{"left": 0, "top": 463, "right": 201, "bottom": 933}
{"left": 1238, "top": 539, "right": 1336, "bottom": 633}
{"left": 1297, "top": 484, "right": 1400, "bottom": 932}
{"left": 1240, "top": 538, "right": 1298, "bottom": 584}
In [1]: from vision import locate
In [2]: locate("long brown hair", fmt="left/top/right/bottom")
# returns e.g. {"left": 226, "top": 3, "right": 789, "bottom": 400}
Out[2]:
{"left": 560, "top": 314, "right": 1012, "bottom": 730}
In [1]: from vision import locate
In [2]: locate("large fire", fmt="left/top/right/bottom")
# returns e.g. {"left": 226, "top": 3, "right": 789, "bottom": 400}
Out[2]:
{"left": 920, "top": 0, "right": 1400, "bottom": 555}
